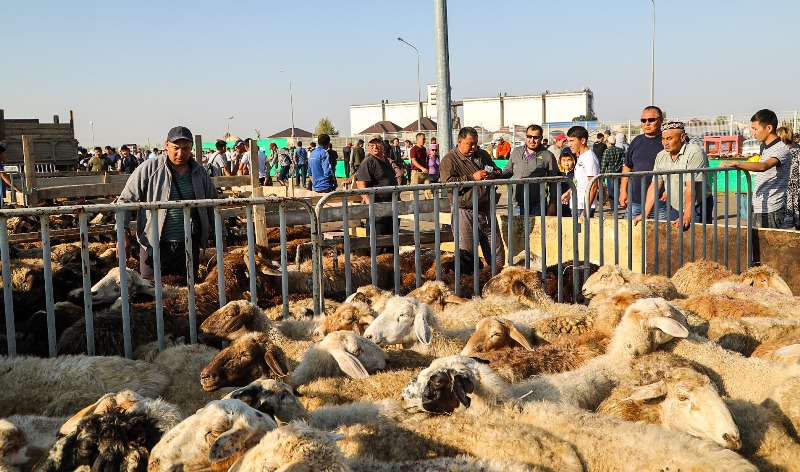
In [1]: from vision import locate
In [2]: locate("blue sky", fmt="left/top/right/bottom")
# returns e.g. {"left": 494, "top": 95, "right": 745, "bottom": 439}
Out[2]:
{"left": 2, "top": 0, "right": 798, "bottom": 146}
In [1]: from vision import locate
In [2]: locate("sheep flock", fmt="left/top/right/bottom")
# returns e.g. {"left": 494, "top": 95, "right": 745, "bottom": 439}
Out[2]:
{"left": 3, "top": 229, "right": 800, "bottom": 471}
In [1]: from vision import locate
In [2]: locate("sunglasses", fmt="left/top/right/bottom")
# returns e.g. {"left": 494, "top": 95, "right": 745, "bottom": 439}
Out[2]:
{"left": 640, "top": 117, "right": 659, "bottom": 123}
{"left": 526, "top": 135, "right": 543, "bottom": 140}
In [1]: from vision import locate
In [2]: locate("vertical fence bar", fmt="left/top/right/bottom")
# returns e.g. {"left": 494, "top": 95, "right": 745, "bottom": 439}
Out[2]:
{"left": 342, "top": 196, "right": 352, "bottom": 295}
{"left": 78, "top": 213, "right": 94, "bottom": 355}
{"left": 506, "top": 185, "right": 514, "bottom": 266}
{"left": 433, "top": 192, "right": 441, "bottom": 281}
{"left": 245, "top": 205, "right": 258, "bottom": 306}
{"left": 453, "top": 192, "right": 460, "bottom": 297}
{"left": 150, "top": 209, "right": 165, "bottom": 351}
{"left": 39, "top": 216, "right": 57, "bottom": 357}
{"left": 214, "top": 208, "right": 226, "bottom": 308}
{"left": 556, "top": 182, "right": 563, "bottom": 302}
{"left": 689, "top": 172, "right": 695, "bottom": 262}
{"left": 701, "top": 173, "right": 708, "bottom": 260}
{"left": 654, "top": 176, "right": 661, "bottom": 275}
{"left": 183, "top": 207, "right": 198, "bottom": 344}
{"left": 523, "top": 183, "right": 530, "bottom": 269}
{"left": 724, "top": 172, "right": 730, "bottom": 268}
{"left": 735, "top": 169, "right": 742, "bottom": 273}
{"left": 309, "top": 202, "right": 322, "bottom": 317}
{"left": 640, "top": 177, "right": 646, "bottom": 274}
{"left": 279, "top": 203, "right": 289, "bottom": 319}
{"left": 598, "top": 178, "right": 605, "bottom": 267}
{"left": 665, "top": 174, "right": 672, "bottom": 276}
{"left": 745, "top": 172, "right": 753, "bottom": 267}
{"left": 627, "top": 177, "right": 634, "bottom": 270}
{"left": 570, "top": 183, "right": 580, "bottom": 301}
{"left": 472, "top": 188, "right": 480, "bottom": 297}
{"left": 713, "top": 172, "right": 719, "bottom": 262}
{"left": 613, "top": 175, "right": 620, "bottom": 265}
{"left": 490, "top": 186, "right": 498, "bottom": 277}
{"left": 413, "top": 190, "right": 422, "bottom": 288}
{"left": 368, "top": 194, "right": 377, "bottom": 286}
{"left": 114, "top": 212, "right": 133, "bottom": 358}
{"left": 539, "top": 184, "right": 546, "bottom": 283}
{"left": 0, "top": 216, "right": 16, "bottom": 356}
{"left": 392, "top": 192, "right": 401, "bottom": 294}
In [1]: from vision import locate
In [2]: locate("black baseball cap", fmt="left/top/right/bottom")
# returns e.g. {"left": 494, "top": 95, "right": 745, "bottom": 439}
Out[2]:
{"left": 167, "top": 126, "right": 193, "bottom": 143}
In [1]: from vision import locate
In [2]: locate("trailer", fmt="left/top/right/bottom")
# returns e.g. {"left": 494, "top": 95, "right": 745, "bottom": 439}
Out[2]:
{"left": 0, "top": 109, "right": 79, "bottom": 171}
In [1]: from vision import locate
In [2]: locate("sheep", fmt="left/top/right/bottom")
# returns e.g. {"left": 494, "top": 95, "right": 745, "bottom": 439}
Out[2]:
{"left": 147, "top": 399, "right": 277, "bottom": 472}
{"left": 460, "top": 317, "right": 538, "bottom": 356}
{"left": 151, "top": 343, "right": 228, "bottom": 416}
{"left": 708, "top": 281, "right": 800, "bottom": 318}
{"left": 0, "top": 355, "right": 171, "bottom": 417}
{"left": 0, "top": 418, "right": 38, "bottom": 471}
{"left": 260, "top": 254, "right": 394, "bottom": 298}
{"left": 347, "top": 456, "right": 535, "bottom": 472}
{"left": 399, "top": 356, "right": 757, "bottom": 471}
{"left": 751, "top": 333, "right": 800, "bottom": 364}
{"left": 404, "top": 280, "right": 467, "bottom": 313}
{"left": 0, "top": 416, "right": 66, "bottom": 470}
{"left": 702, "top": 316, "right": 800, "bottom": 356}
{"left": 480, "top": 266, "right": 553, "bottom": 307}
{"left": 363, "top": 297, "right": 471, "bottom": 357}
{"left": 311, "top": 301, "right": 377, "bottom": 342}
{"left": 343, "top": 285, "right": 393, "bottom": 314}
{"left": 433, "top": 296, "right": 536, "bottom": 331}
{"left": 673, "top": 292, "right": 778, "bottom": 322}
{"left": 671, "top": 259, "right": 793, "bottom": 298}
{"left": 483, "top": 260, "right": 600, "bottom": 304}
{"left": 581, "top": 264, "right": 681, "bottom": 300}
{"left": 228, "top": 421, "right": 350, "bottom": 472}
{"left": 597, "top": 353, "right": 740, "bottom": 449}
{"left": 289, "top": 331, "right": 387, "bottom": 387}
{"left": 200, "top": 332, "right": 289, "bottom": 392}
{"left": 15, "top": 302, "right": 85, "bottom": 357}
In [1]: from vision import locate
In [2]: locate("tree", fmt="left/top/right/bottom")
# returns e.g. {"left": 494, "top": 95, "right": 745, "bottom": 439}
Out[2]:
{"left": 315, "top": 117, "right": 339, "bottom": 136}
{"left": 571, "top": 113, "right": 598, "bottom": 122}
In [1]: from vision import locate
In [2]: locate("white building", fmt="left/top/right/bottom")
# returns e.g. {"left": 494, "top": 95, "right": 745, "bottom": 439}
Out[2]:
{"left": 349, "top": 86, "right": 594, "bottom": 135}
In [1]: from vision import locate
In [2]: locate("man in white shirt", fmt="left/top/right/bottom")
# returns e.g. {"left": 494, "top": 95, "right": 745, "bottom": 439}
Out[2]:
{"left": 560, "top": 126, "right": 599, "bottom": 218}
{"left": 208, "top": 139, "right": 232, "bottom": 176}
{"left": 238, "top": 139, "right": 268, "bottom": 184}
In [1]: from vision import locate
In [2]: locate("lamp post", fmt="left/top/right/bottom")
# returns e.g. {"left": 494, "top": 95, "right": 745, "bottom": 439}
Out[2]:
{"left": 280, "top": 69, "right": 295, "bottom": 141}
{"left": 397, "top": 37, "right": 422, "bottom": 132}
{"left": 226, "top": 116, "right": 234, "bottom": 138}
{"left": 89, "top": 121, "right": 94, "bottom": 147}
{"left": 650, "top": 0, "right": 655, "bottom": 105}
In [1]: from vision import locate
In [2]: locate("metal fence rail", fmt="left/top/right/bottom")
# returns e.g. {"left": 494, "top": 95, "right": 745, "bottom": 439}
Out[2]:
{"left": 1, "top": 196, "right": 320, "bottom": 358}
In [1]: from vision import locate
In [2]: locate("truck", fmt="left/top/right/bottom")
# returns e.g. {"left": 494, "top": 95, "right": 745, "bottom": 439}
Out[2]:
{"left": 0, "top": 109, "right": 79, "bottom": 171}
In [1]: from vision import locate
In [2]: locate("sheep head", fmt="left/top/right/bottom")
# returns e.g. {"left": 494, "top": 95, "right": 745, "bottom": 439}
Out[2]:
{"left": 89, "top": 267, "right": 154, "bottom": 305}
{"left": 200, "top": 300, "right": 266, "bottom": 342}
{"left": 59, "top": 390, "right": 145, "bottom": 436}
{"left": 482, "top": 266, "right": 548, "bottom": 305}
{"left": 402, "top": 356, "right": 510, "bottom": 415}
{"left": 148, "top": 399, "right": 277, "bottom": 472}
{"left": 200, "top": 332, "right": 288, "bottom": 392}
{"left": 608, "top": 298, "right": 689, "bottom": 358}
{"left": 461, "top": 317, "right": 535, "bottom": 356}
{"left": 230, "top": 421, "right": 346, "bottom": 471}
{"left": 0, "top": 419, "right": 29, "bottom": 467}
{"left": 581, "top": 265, "right": 631, "bottom": 299}
{"left": 739, "top": 265, "right": 793, "bottom": 296}
{"left": 626, "top": 367, "right": 740, "bottom": 450}
{"left": 312, "top": 301, "right": 376, "bottom": 342}
{"left": 319, "top": 330, "right": 386, "bottom": 379}
{"left": 406, "top": 280, "right": 467, "bottom": 312}
{"left": 363, "top": 297, "right": 435, "bottom": 347}
{"left": 224, "top": 379, "right": 311, "bottom": 425}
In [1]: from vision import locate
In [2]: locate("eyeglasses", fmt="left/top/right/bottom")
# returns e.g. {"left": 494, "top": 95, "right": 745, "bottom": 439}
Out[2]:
{"left": 640, "top": 117, "right": 659, "bottom": 123}
{"left": 526, "top": 135, "right": 543, "bottom": 140}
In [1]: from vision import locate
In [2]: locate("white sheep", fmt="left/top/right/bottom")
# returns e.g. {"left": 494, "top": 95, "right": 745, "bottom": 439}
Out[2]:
{"left": 312, "top": 301, "right": 378, "bottom": 342}
{"left": 363, "top": 296, "right": 471, "bottom": 357}
{"left": 708, "top": 281, "right": 800, "bottom": 318}
{"left": 702, "top": 316, "right": 800, "bottom": 356}
{"left": 0, "top": 355, "right": 171, "bottom": 417}
{"left": 147, "top": 398, "right": 277, "bottom": 472}
{"left": 289, "top": 331, "right": 387, "bottom": 387}
{"left": 434, "top": 296, "right": 536, "bottom": 331}
{"left": 581, "top": 264, "right": 680, "bottom": 300}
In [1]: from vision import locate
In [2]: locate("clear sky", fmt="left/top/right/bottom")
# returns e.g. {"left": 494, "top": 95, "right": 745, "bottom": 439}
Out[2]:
{"left": 2, "top": 0, "right": 798, "bottom": 147}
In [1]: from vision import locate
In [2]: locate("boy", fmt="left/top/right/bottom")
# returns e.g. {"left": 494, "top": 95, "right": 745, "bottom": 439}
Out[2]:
{"left": 559, "top": 149, "right": 576, "bottom": 217}
{"left": 560, "top": 126, "right": 599, "bottom": 218}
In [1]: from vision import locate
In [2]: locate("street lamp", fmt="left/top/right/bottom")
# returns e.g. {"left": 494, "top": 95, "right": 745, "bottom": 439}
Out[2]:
{"left": 89, "top": 121, "right": 94, "bottom": 147}
{"left": 650, "top": 0, "right": 655, "bottom": 105}
{"left": 280, "top": 69, "right": 295, "bottom": 141}
{"left": 227, "top": 116, "right": 234, "bottom": 138}
{"left": 397, "top": 37, "right": 422, "bottom": 132}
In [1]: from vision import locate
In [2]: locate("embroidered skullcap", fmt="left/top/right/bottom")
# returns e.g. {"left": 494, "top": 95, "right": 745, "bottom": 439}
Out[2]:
{"left": 661, "top": 121, "right": 685, "bottom": 132}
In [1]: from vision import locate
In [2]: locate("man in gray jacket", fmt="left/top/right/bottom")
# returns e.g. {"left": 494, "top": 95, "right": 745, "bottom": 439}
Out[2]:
{"left": 118, "top": 126, "right": 217, "bottom": 280}
{"left": 501, "top": 124, "right": 560, "bottom": 217}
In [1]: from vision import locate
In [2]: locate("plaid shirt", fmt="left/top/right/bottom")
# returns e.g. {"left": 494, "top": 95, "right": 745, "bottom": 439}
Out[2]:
{"left": 600, "top": 146, "right": 626, "bottom": 174}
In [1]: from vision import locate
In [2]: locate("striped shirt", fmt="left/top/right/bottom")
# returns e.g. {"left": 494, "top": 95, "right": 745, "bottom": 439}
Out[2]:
{"left": 162, "top": 169, "right": 196, "bottom": 242}
{"left": 753, "top": 139, "right": 792, "bottom": 214}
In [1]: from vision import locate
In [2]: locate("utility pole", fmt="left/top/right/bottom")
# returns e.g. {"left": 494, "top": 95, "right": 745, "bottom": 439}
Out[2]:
{"left": 434, "top": 0, "right": 452, "bottom": 151}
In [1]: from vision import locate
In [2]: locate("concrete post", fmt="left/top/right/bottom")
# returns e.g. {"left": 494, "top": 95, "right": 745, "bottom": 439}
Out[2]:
{"left": 434, "top": 0, "right": 453, "bottom": 151}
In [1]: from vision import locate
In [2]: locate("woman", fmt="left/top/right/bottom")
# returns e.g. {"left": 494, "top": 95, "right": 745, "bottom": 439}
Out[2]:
{"left": 428, "top": 143, "right": 440, "bottom": 183}
{"left": 777, "top": 127, "right": 799, "bottom": 229}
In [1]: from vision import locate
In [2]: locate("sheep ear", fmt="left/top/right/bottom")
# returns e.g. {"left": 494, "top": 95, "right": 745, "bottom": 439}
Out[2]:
{"left": 624, "top": 381, "right": 667, "bottom": 401}
{"left": 501, "top": 320, "right": 534, "bottom": 351}
{"left": 649, "top": 316, "right": 689, "bottom": 339}
{"left": 775, "top": 344, "right": 800, "bottom": 358}
{"left": 59, "top": 394, "right": 114, "bottom": 435}
{"left": 413, "top": 304, "right": 433, "bottom": 345}
{"left": 208, "top": 427, "right": 247, "bottom": 464}
{"left": 511, "top": 280, "right": 528, "bottom": 297}
{"left": 452, "top": 373, "right": 474, "bottom": 408}
{"left": 610, "top": 273, "right": 625, "bottom": 286}
{"left": 263, "top": 345, "right": 289, "bottom": 378}
{"left": 330, "top": 349, "right": 370, "bottom": 379}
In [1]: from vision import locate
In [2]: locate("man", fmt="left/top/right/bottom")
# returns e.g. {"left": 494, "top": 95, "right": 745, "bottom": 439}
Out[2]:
{"left": 342, "top": 142, "right": 352, "bottom": 177}
{"left": 560, "top": 126, "right": 599, "bottom": 218}
{"left": 619, "top": 106, "right": 668, "bottom": 218}
{"left": 87, "top": 147, "right": 111, "bottom": 171}
{"left": 592, "top": 133, "right": 607, "bottom": 164}
{"left": 356, "top": 134, "right": 398, "bottom": 236}
{"left": 327, "top": 141, "right": 339, "bottom": 178}
{"left": 293, "top": 140, "right": 308, "bottom": 187}
{"left": 77, "top": 147, "right": 90, "bottom": 170}
{"left": 600, "top": 134, "right": 625, "bottom": 203}
{"left": 501, "top": 124, "right": 560, "bottom": 216}
{"left": 308, "top": 134, "right": 337, "bottom": 193}
{"left": 409, "top": 132, "right": 431, "bottom": 195}
{"left": 635, "top": 121, "right": 713, "bottom": 230}
{"left": 350, "top": 139, "right": 365, "bottom": 176}
{"left": 148, "top": 148, "right": 159, "bottom": 160}
{"left": 117, "top": 145, "right": 138, "bottom": 173}
{"left": 615, "top": 132, "right": 628, "bottom": 151}
{"left": 208, "top": 139, "right": 232, "bottom": 176}
{"left": 104, "top": 146, "right": 120, "bottom": 167}
{"left": 118, "top": 126, "right": 217, "bottom": 281}
{"left": 273, "top": 143, "right": 293, "bottom": 186}
{"left": 495, "top": 136, "right": 511, "bottom": 160}
{"left": 229, "top": 140, "right": 246, "bottom": 175}
{"left": 440, "top": 126, "right": 505, "bottom": 270}
{"left": 720, "top": 109, "right": 792, "bottom": 228}
{"left": 547, "top": 133, "right": 568, "bottom": 158}
{"left": 239, "top": 139, "right": 268, "bottom": 185}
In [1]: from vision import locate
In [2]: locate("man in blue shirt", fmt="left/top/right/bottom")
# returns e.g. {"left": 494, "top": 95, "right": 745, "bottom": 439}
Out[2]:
{"left": 619, "top": 105, "right": 668, "bottom": 219}
{"left": 308, "top": 134, "right": 337, "bottom": 193}
{"left": 293, "top": 140, "right": 308, "bottom": 187}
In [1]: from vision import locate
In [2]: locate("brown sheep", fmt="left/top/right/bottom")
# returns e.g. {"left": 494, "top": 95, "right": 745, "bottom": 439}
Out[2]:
{"left": 405, "top": 280, "right": 468, "bottom": 312}
{"left": 311, "top": 301, "right": 376, "bottom": 342}
{"left": 482, "top": 261, "right": 599, "bottom": 304}
{"left": 751, "top": 331, "right": 800, "bottom": 365}
{"left": 671, "top": 260, "right": 793, "bottom": 298}
{"left": 674, "top": 293, "right": 776, "bottom": 320}
{"left": 200, "top": 332, "right": 289, "bottom": 392}
{"left": 461, "top": 317, "right": 537, "bottom": 356}
{"left": 470, "top": 332, "right": 608, "bottom": 382}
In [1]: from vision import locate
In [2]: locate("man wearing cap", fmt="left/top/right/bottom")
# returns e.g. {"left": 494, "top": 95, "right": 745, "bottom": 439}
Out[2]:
{"left": 620, "top": 105, "right": 668, "bottom": 218}
{"left": 229, "top": 139, "right": 246, "bottom": 175}
{"left": 496, "top": 136, "right": 511, "bottom": 160}
{"left": 118, "top": 126, "right": 218, "bottom": 281}
{"left": 350, "top": 139, "right": 365, "bottom": 177}
{"left": 440, "top": 126, "right": 504, "bottom": 270}
{"left": 356, "top": 134, "right": 398, "bottom": 237}
{"left": 547, "top": 134, "right": 568, "bottom": 159}
{"left": 635, "top": 121, "right": 712, "bottom": 230}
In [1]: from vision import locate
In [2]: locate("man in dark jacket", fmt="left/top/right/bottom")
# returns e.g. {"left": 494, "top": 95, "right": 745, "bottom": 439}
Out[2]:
{"left": 439, "top": 126, "right": 504, "bottom": 269}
